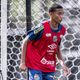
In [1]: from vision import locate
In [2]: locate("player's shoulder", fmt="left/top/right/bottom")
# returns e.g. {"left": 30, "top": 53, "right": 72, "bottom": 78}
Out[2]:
{"left": 31, "top": 23, "right": 44, "bottom": 34}
{"left": 60, "top": 24, "right": 66, "bottom": 30}
{"left": 41, "top": 19, "right": 50, "bottom": 24}
{"left": 60, "top": 24, "right": 66, "bottom": 35}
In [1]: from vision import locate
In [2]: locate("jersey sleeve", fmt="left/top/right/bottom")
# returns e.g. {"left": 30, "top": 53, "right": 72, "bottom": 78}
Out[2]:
{"left": 27, "top": 24, "right": 44, "bottom": 40}
{"left": 58, "top": 25, "right": 66, "bottom": 46}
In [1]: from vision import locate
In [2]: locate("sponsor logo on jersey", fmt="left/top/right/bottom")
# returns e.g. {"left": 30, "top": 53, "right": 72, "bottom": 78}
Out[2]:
{"left": 46, "top": 33, "right": 51, "bottom": 37}
{"left": 47, "top": 43, "right": 57, "bottom": 53}
{"left": 48, "top": 43, "right": 57, "bottom": 50}
{"left": 40, "top": 57, "right": 54, "bottom": 66}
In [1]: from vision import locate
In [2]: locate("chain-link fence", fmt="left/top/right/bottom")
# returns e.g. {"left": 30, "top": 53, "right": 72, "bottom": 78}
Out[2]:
{"left": 31, "top": 0, "right": 80, "bottom": 80}
{"left": 1, "top": 0, "right": 80, "bottom": 80}
{"left": 7, "top": 0, "right": 27, "bottom": 80}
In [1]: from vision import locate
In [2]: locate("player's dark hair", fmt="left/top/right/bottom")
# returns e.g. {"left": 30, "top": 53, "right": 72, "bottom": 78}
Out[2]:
{"left": 49, "top": 3, "right": 63, "bottom": 12}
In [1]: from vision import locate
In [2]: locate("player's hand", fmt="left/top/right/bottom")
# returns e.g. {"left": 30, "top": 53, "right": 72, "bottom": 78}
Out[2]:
{"left": 19, "top": 63, "right": 26, "bottom": 71}
{"left": 62, "top": 65, "right": 70, "bottom": 76}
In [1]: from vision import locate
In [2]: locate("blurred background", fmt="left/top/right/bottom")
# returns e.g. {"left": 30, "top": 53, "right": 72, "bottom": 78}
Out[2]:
{"left": 1, "top": 0, "right": 80, "bottom": 80}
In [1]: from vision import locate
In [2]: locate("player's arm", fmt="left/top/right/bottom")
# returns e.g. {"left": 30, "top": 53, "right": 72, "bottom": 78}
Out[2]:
{"left": 56, "top": 46, "right": 70, "bottom": 76}
{"left": 56, "top": 46, "right": 65, "bottom": 66}
{"left": 57, "top": 25, "right": 66, "bottom": 66}
{"left": 19, "top": 25, "right": 44, "bottom": 71}
{"left": 21, "top": 36, "right": 30, "bottom": 63}
{"left": 19, "top": 35, "right": 30, "bottom": 71}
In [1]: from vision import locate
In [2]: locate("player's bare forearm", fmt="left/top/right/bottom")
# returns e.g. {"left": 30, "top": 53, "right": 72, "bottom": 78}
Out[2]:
{"left": 21, "top": 42, "right": 27, "bottom": 64}
{"left": 20, "top": 36, "right": 30, "bottom": 64}
{"left": 56, "top": 47, "right": 64, "bottom": 62}
{"left": 19, "top": 36, "right": 30, "bottom": 71}
{"left": 56, "top": 47, "right": 70, "bottom": 75}
{"left": 56, "top": 47, "right": 66, "bottom": 67}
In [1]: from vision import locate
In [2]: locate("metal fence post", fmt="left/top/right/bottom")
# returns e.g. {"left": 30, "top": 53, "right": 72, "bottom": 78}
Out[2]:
{"left": 26, "top": 0, "right": 31, "bottom": 31}
{"left": 1, "top": 0, "right": 7, "bottom": 80}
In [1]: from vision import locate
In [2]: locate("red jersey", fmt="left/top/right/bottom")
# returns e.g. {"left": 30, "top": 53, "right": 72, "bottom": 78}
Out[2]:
{"left": 25, "top": 21, "right": 66, "bottom": 72}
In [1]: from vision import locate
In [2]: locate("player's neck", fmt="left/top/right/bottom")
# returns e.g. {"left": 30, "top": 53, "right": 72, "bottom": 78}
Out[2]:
{"left": 50, "top": 20, "right": 59, "bottom": 28}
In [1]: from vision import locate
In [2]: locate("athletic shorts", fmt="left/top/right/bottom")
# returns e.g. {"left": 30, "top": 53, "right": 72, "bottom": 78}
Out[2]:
{"left": 28, "top": 68, "right": 55, "bottom": 80}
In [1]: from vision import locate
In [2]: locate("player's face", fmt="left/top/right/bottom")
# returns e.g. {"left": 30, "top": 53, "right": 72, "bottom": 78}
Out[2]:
{"left": 50, "top": 9, "right": 64, "bottom": 24}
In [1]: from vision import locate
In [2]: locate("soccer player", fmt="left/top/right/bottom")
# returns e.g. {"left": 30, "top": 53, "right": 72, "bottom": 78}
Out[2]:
{"left": 19, "top": 3, "right": 70, "bottom": 80}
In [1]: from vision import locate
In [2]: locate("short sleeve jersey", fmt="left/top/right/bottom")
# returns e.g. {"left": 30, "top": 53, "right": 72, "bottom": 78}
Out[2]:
{"left": 26, "top": 20, "right": 66, "bottom": 72}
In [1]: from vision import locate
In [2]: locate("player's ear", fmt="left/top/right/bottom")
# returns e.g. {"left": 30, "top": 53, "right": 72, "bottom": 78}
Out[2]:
{"left": 49, "top": 12, "right": 52, "bottom": 16}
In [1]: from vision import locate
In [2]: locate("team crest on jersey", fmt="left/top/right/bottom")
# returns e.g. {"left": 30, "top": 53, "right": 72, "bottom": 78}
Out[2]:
{"left": 53, "top": 36, "right": 58, "bottom": 42}
{"left": 46, "top": 33, "right": 51, "bottom": 37}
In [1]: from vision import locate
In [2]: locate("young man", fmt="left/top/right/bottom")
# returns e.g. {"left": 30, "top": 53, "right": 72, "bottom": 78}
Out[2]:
{"left": 19, "top": 3, "right": 70, "bottom": 80}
